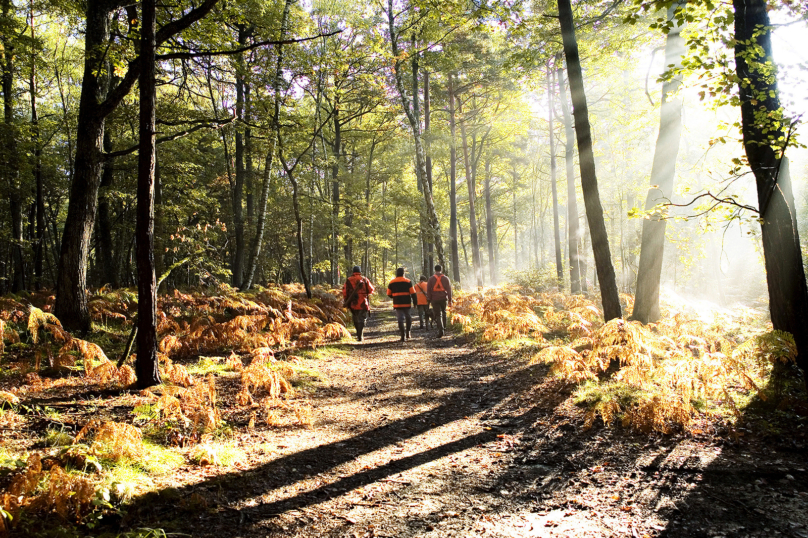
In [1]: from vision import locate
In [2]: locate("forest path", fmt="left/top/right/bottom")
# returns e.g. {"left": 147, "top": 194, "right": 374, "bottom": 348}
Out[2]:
{"left": 129, "top": 306, "right": 808, "bottom": 538}
{"left": 131, "top": 305, "right": 554, "bottom": 537}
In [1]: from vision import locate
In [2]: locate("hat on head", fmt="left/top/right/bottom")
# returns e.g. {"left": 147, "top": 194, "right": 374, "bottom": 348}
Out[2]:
{"left": 352, "top": 265, "right": 362, "bottom": 273}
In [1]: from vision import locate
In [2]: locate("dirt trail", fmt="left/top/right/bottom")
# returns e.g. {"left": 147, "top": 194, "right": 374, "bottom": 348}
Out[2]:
{"left": 129, "top": 307, "right": 808, "bottom": 538}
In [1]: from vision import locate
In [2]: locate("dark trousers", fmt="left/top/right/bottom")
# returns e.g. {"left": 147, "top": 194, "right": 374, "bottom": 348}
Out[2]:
{"left": 395, "top": 308, "right": 412, "bottom": 331}
{"left": 351, "top": 309, "right": 368, "bottom": 336}
{"left": 417, "top": 304, "right": 431, "bottom": 327}
{"left": 431, "top": 300, "right": 447, "bottom": 333}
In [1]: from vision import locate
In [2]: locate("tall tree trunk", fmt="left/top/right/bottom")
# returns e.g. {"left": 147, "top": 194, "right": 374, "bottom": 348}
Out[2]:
{"left": 387, "top": 1, "right": 445, "bottom": 266}
{"left": 2, "top": 0, "right": 24, "bottom": 293}
{"left": 631, "top": 3, "right": 685, "bottom": 323}
{"left": 513, "top": 185, "right": 518, "bottom": 270}
{"left": 364, "top": 139, "right": 376, "bottom": 275}
{"left": 557, "top": 56, "right": 581, "bottom": 294}
{"left": 424, "top": 69, "right": 435, "bottom": 272}
{"left": 411, "top": 46, "right": 429, "bottom": 277}
{"left": 733, "top": 0, "right": 808, "bottom": 378}
{"left": 135, "top": 0, "right": 161, "bottom": 389}
{"left": 278, "top": 141, "right": 312, "bottom": 298}
{"left": 241, "top": 0, "right": 291, "bottom": 290}
{"left": 30, "top": 6, "right": 44, "bottom": 290}
{"left": 331, "top": 105, "right": 341, "bottom": 278}
{"left": 54, "top": 1, "right": 111, "bottom": 331}
{"left": 457, "top": 94, "right": 483, "bottom": 287}
{"left": 245, "top": 59, "right": 254, "bottom": 221}
{"left": 231, "top": 25, "right": 248, "bottom": 288}
{"left": 448, "top": 75, "right": 461, "bottom": 282}
{"left": 97, "top": 130, "right": 119, "bottom": 287}
{"left": 55, "top": 0, "right": 219, "bottom": 331}
{"left": 557, "top": 0, "right": 621, "bottom": 321}
{"left": 343, "top": 147, "right": 354, "bottom": 266}
{"left": 484, "top": 159, "right": 496, "bottom": 285}
{"left": 548, "top": 65, "right": 563, "bottom": 285}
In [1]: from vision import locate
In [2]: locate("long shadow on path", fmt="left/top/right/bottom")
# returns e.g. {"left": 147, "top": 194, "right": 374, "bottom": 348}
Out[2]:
{"left": 122, "top": 319, "right": 547, "bottom": 536}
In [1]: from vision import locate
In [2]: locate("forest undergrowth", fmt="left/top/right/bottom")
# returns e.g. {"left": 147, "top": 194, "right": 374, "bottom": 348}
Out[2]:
{"left": 0, "top": 284, "right": 349, "bottom": 536}
{"left": 0, "top": 283, "right": 802, "bottom": 536}
{"left": 449, "top": 284, "right": 801, "bottom": 434}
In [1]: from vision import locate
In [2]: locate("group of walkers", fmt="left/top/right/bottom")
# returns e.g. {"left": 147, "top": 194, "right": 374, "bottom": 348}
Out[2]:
{"left": 342, "top": 264, "right": 453, "bottom": 342}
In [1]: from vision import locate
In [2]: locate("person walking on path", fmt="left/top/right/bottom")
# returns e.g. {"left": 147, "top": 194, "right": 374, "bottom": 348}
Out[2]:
{"left": 387, "top": 267, "right": 417, "bottom": 342}
{"left": 343, "top": 265, "right": 375, "bottom": 342}
{"left": 427, "top": 264, "right": 453, "bottom": 338}
{"left": 414, "top": 275, "right": 432, "bottom": 330}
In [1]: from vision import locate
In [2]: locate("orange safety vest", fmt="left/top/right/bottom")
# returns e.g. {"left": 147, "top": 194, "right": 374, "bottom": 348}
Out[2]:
{"left": 415, "top": 282, "right": 429, "bottom": 305}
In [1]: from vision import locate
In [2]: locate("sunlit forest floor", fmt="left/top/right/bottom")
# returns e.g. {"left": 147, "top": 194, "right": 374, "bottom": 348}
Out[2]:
{"left": 2, "top": 286, "right": 808, "bottom": 537}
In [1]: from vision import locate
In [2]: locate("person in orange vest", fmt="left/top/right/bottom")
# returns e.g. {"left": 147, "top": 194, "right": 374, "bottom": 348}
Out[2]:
{"left": 414, "top": 275, "right": 432, "bottom": 330}
{"left": 426, "top": 264, "right": 453, "bottom": 338}
{"left": 343, "top": 265, "right": 375, "bottom": 342}
{"left": 387, "top": 267, "right": 417, "bottom": 342}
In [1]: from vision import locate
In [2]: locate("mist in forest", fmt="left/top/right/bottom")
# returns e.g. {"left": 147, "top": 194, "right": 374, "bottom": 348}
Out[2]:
{"left": 490, "top": 16, "right": 808, "bottom": 318}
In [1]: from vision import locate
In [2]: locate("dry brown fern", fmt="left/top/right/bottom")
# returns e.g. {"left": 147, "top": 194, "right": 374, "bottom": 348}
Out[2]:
{"left": 75, "top": 420, "right": 144, "bottom": 461}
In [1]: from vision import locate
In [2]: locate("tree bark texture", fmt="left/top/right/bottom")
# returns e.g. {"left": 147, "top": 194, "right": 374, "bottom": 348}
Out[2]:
{"left": 278, "top": 143, "right": 312, "bottom": 299}
{"left": 557, "top": 61, "right": 582, "bottom": 294}
{"left": 135, "top": 0, "right": 161, "bottom": 389}
{"left": 241, "top": 0, "right": 290, "bottom": 290}
{"left": 733, "top": 0, "right": 808, "bottom": 376}
{"left": 387, "top": 0, "right": 445, "bottom": 267}
{"left": 231, "top": 25, "right": 248, "bottom": 289}
{"left": 2, "top": 0, "right": 24, "bottom": 293}
{"left": 424, "top": 69, "right": 434, "bottom": 272}
{"left": 548, "top": 65, "right": 563, "bottom": 284}
{"left": 457, "top": 94, "right": 483, "bottom": 287}
{"left": 631, "top": 3, "right": 685, "bottom": 324}
{"left": 97, "top": 129, "right": 119, "bottom": 288}
{"left": 54, "top": 1, "right": 111, "bottom": 331}
{"left": 31, "top": 28, "right": 45, "bottom": 290}
{"left": 54, "top": 0, "right": 219, "bottom": 331}
{"left": 484, "top": 159, "right": 496, "bottom": 285}
{"left": 448, "top": 75, "right": 461, "bottom": 282}
{"left": 557, "top": 0, "right": 621, "bottom": 320}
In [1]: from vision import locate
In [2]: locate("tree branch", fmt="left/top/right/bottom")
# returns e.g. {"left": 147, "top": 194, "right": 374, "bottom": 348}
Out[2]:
{"left": 100, "top": 0, "right": 220, "bottom": 117}
{"left": 157, "top": 30, "right": 342, "bottom": 60}
{"left": 104, "top": 115, "right": 235, "bottom": 160}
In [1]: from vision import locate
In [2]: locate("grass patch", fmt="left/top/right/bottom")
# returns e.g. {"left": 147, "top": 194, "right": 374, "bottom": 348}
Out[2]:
{"left": 101, "top": 459, "right": 149, "bottom": 500}
{"left": 189, "top": 440, "right": 243, "bottom": 467}
{"left": 139, "top": 440, "right": 185, "bottom": 475}
{"left": 292, "top": 345, "right": 351, "bottom": 361}
{"left": 44, "top": 427, "right": 75, "bottom": 447}
{"left": 0, "top": 447, "right": 27, "bottom": 470}
{"left": 487, "top": 336, "right": 545, "bottom": 355}
{"left": 186, "top": 356, "right": 239, "bottom": 376}
{"left": 278, "top": 361, "right": 326, "bottom": 389}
